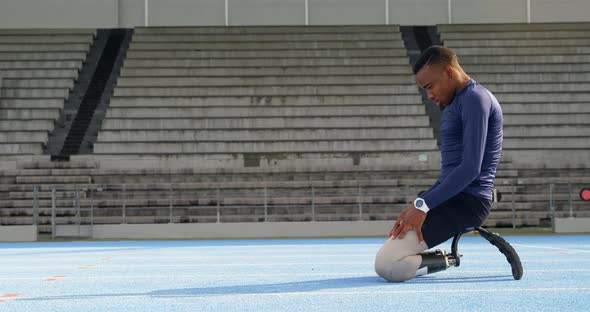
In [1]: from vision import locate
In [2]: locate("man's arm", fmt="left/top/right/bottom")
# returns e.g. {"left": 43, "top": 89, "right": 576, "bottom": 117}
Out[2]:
{"left": 420, "top": 95, "right": 491, "bottom": 210}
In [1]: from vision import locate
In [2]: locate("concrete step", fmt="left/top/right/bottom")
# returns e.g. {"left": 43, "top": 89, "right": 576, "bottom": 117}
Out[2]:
{"left": 0, "top": 143, "right": 43, "bottom": 155}
{"left": 512, "top": 176, "right": 590, "bottom": 184}
{"left": 100, "top": 116, "right": 431, "bottom": 130}
{"left": 19, "top": 157, "right": 97, "bottom": 170}
{"left": 1, "top": 88, "right": 69, "bottom": 99}
{"left": 504, "top": 125, "right": 590, "bottom": 137}
{"left": 109, "top": 95, "right": 422, "bottom": 107}
{"left": 454, "top": 46, "right": 590, "bottom": 56}
{"left": 438, "top": 23, "right": 590, "bottom": 32}
{"left": 96, "top": 128, "right": 435, "bottom": 142}
{"left": 126, "top": 48, "right": 408, "bottom": 58}
{"left": 0, "top": 34, "right": 94, "bottom": 44}
{"left": 497, "top": 192, "right": 584, "bottom": 203}
{"left": 504, "top": 137, "right": 590, "bottom": 149}
{"left": 105, "top": 105, "right": 427, "bottom": 118}
{"left": 129, "top": 40, "right": 405, "bottom": 50}
{"left": 116, "top": 75, "right": 416, "bottom": 87}
{"left": 13, "top": 168, "right": 437, "bottom": 181}
{"left": 0, "top": 43, "right": 90, "bottom": 52}
{"left": 1, "top": 78, "right": 74, "bottom": 89}
{"left": 120, "top": 65, "right": 413, "bottom": 76}
{"left": 492, "top": 201, "right": 543, "bottom": 210}
{"left": 0, "top": 120, "right": 54, "bottom": 131}
{"left": 9, "top": 190, "right": 87, "bottom": 200}
{"left": 86, "top": 165, "right": 443, "bottom": 179}
{"left": 444, "top": 38, "right": 590, "bottom": 48}
{"left": 473, "top": 73, "right": 590, "bottom": 84}
{"left": 0, "top": 99, "right": 65, "bottom": 109}
{"left": 94, "top": 139, "right": 438, "bottom": 154}
{"left": 515, "top": 168, "right": 590, "bottom": 178}
{"left": 58, "top": 194, "right": 409, "bottom": 206}
{"left": 0, "top": 198, "right": 82, "bottom": 208}
{"left": 457, "top": 54, "right": 590, "bottom": 64}
{"left": 501, "top": 103, "right": 590, "bottom": 114}
{"left": 132, "top": 32, "right": 402, "bottom": 42}
{"left": 0, "top": 29, "right": 96, "bottom": 35}
{"left": 0, "top": 178, "right": 439, "bottom": 192}
{"left": 87, "top": 188, "right": 412, "bottom": 201}
{"left": 0, "top": 155, "right": 25, "bottom": 163}
{"left": 94, "top": 179, "right": 437, "bottom": 190}
{"left": 485, "top": 82, "right": 590, "bottom": 93}
{"left": 496, "top": 92, "right": 590, "bottom": 103}
{"left": 503, "top": 113, "right": 590, "bottom": 125}
{"left": 123, "top": 57, "right": 411, "bottom": 66}
{"left": 16, "top": 175, "right": 92, "bottom": 184}
{"left": 0, "top": 131, "right": 48, "bottom": 143}
{"left": 0, "top": 51, "right": 87, "bottom": 61}
{"left": 134, "top": 25, "right": 401, "bottom": 34}
{"left": 440, "top": 30, "right": 590, "bottom": 40}
{"left": 85, "top": 150, "right": 443, "bottom": 170}
{"left": 488, "top": 210, "right": 549, "bottom": 222}
{"left": 112, "top": 85, "right": 420, "bottom": 97}
{"left": 504, "top": 150, "right": 590, "bottom": 169}
{"left": 500, "top": 191, "right": 585, "bottom": 202}
{"left": 15, "top": 169, "right": 95, "bottom": 177}
{"left": 484, "top": 217, "right": 541, "bottom": 227}
{"left": 0, "top": 109, "right": 61, "bottom": 120}
{"left": 463, "top": 63, "right": 590, "bottom": 73}
{"left": 0, "top": 69, "right": 79, "bottom": 79}
{"left": 0, "top": 60, "right": 83, "bottom": 69}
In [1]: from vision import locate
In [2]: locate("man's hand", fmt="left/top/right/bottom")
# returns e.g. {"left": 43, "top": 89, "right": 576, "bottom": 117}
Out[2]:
{"left": 389, "top": 205, "right": 427, "bottom": 242}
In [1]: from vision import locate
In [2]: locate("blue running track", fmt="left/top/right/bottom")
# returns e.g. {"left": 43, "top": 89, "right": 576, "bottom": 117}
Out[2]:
{"left": 1, "top": 235, "right": 589, "bottom": 311}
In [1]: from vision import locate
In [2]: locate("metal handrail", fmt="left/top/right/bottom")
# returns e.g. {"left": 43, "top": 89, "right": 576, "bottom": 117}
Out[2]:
{"left": 9, "top": 178, "right": 589, "bottom": 237}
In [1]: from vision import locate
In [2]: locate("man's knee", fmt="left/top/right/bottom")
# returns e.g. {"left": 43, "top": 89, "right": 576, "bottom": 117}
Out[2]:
{"left": 375, "top": 253, "right": 416, "bottom": 282}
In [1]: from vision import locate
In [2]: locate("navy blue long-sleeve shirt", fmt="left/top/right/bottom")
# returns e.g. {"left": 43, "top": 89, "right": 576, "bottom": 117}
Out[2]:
{"left": 421, "top": 79, "right": 503, "bottom": 210}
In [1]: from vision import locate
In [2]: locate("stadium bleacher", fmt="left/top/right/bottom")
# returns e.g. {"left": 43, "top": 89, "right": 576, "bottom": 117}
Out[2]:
{"left": 0, "top": 30, "right": 95, "bottom": 154}
{"left": 93, "top": 25, "right": 439, "bottom": 170}
{"left": 0, "top": 29, "right": 95, "bottom": 160}
{"left": 439, "top": 23, "right": 590, "bottom": 169}
{"left": 0, "top": 23, "right": 588, "bottom": 233}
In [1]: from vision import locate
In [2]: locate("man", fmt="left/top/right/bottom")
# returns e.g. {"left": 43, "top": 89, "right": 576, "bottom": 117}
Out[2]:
{"left": 374, "top": 46, "right": 504, "bottom": 282}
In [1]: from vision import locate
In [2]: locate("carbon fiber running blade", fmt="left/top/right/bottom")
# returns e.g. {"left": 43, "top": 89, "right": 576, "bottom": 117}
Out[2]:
{"left": 477, "top": 228, "right": 524, "bottom": 280}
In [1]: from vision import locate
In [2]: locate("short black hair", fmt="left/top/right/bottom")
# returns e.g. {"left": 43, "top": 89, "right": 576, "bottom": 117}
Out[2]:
{"left": 412, "top": 45, "right": 459, "bottom": 74}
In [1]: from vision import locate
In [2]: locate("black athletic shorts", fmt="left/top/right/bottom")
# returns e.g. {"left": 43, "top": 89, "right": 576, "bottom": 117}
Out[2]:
{"left": 421, "top": 192, "right": 492, "bottom": 248}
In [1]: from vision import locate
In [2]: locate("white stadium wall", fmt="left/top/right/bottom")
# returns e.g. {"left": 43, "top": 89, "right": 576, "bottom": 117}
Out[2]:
{"left": 0, "top": 0, "right": 589, "bottom": 28}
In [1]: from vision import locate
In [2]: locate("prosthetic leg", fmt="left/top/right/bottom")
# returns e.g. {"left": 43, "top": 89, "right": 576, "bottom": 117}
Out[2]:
{"left": 472, "top": 227, "right": 524, "bottom": 280}
{"left": 416, "top": 249, "right": 460, "bottom": 276}
{"left": 416, "top": 227, "right": 523, "bottom": 280}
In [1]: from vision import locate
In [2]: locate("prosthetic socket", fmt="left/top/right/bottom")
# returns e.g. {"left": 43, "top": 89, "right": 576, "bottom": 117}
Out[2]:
{"left": 416, "top": 249, "right": 460, "bottom": 276}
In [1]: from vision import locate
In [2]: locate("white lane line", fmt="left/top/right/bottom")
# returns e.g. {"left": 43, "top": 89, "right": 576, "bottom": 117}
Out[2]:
{"left": 469, "top": 258, "right": 590, "bottom": 263}
{"left": 512, "top": 244, "right": 590, "bottom": 253}
{"left": 0, "top": 263, "right": 369, "bottom": 270}
{"left": 2, "top": 269, "right": 590, "bottom": 281}
{"left": 1, "top": 259, "right": 589, "bottom": 270}
{"left": 0, "top": 254, "right": 374, "bottom": 262}
{"left": 0, "top": 251, "right": 585, "bottom": 263}
{"left": 0, "top": 272, "right": 371, "bottom": 281}
{"left": 12, "top": 287, "right": 590, "bottom": 301}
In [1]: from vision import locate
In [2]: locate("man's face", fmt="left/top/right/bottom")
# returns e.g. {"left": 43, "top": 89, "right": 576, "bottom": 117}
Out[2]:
{"left": 415, "top": 63, "right": 455, "bottom": 108}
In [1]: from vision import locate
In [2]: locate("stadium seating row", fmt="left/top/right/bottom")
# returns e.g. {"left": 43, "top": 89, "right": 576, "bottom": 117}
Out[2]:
{"left": 0, "top": 24, "right": 588, "bottom": 229}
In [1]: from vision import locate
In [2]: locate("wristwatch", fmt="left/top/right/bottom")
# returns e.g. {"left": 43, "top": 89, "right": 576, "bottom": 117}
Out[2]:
{"left": 413, "top": 197, "right": 430, "bottom": 213}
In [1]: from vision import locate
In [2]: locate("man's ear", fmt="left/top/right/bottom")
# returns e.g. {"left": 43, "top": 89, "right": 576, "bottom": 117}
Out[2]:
{"left": 445, "top": 65, "right": 454, "bottom": 79}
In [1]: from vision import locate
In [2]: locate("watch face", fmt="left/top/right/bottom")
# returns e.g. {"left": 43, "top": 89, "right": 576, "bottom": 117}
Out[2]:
{"left": 416, "top": 199, "right": 424, "bottom": 208}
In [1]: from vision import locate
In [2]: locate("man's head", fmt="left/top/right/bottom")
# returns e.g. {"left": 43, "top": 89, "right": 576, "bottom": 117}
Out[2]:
{"left": 413, "top": 45, "right": 466, "bottom": 108}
